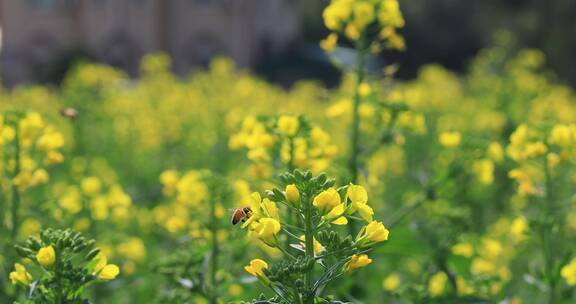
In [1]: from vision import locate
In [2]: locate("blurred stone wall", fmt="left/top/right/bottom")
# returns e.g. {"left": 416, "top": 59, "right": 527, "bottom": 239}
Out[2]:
{"left": 0, "top": 0, "right": 301, "bottom": 86}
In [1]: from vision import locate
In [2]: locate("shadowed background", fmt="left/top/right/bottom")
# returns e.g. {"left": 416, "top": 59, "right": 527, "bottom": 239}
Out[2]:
{"left": 0, "top": 0, "right": 574, "bottom": 87}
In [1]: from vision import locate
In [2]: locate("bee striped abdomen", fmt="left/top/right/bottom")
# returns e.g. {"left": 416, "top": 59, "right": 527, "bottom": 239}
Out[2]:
{"left": 231, "top": 206, "right": 252, "bottom": 225}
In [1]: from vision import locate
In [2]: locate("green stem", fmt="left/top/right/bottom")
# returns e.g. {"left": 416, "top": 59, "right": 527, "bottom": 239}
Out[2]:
{"left": 303, "top": 194, "right": 315, "bottom": 304}
{"left": 348, "top": 35, "right": 367, "bottom": 184}
{"left": 10, "top": 126, "right": 21, "bottom": 241}
{"left": 210, "top": 186, "right": 219, "bottom": 304}
{"left": 56, "top": 246, "right": 64, "bottom": 304}
{"left": 288, "top": 137, "right": 295, "bottom": 173}
{"left": 438, "top": 255, "right": 458, "bottom": 296}
{"left": 543, "top": 156, "right": 556, "bottom": 304}
{"left": 286, "top": 137, "right": 297, "bottom": 249}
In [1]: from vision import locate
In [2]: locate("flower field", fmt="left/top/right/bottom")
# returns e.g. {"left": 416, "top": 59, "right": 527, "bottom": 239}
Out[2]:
{"left": 1, "top": 1, "right": 576, "bottom": 303}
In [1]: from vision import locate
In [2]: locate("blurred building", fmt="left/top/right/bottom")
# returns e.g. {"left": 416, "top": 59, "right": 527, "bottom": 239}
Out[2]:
{"left": 0, "top": 0, "right": 301, "bottom": 85}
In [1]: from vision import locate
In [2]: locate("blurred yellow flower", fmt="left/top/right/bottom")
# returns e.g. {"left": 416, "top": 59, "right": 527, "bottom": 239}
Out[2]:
{"left": 428, "top": 272, "right": 447, "bottom": 297}
{"left": 9, "top": 263, "right": 32, "bottom": 286}
{"left": 488, "top": 142, "right": 504, "bottom": 162}
{"left": 451, "top": 242, "right": 474, "bottom": 258}
{"left": 473, "top": 159, "right": 494, "bottom": 185}
{"left": 99, "top": 264, "right": 120, "bottom": 281}
{"left": 358, "top": 83, "right": 372, "bottom": 97}
{"left": 549, "top": 124, "right": 574, "bottom": 147}
{"left": 320, "top": 33, "right": 338, "bottom": 52}
{"left": 561, "top": 258, "right": 576, "bottom": 286}
{"left": 439, "top": 131, "right": 461, "bottom": 147}
{"left": 352, "top": 2, "right": 375, "bottom": 30}
{"left": 277, "top": 115, "right": 299, "bottom": 136}
{"left": 117, "top": 238, "right": 146, "bottom": 263}
{"left": 382, "top": 273, "right": 401, "bottom": 292}
{"left": 81, "top": 177, "right": 102, "bottom": 195}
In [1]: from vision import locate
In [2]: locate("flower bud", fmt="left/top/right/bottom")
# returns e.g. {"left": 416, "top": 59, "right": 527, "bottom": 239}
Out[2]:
{"left": 285, "top": 184, "right": 300, "bottom": 206}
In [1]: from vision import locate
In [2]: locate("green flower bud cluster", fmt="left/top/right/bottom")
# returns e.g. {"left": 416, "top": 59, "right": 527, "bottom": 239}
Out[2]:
{"left": 10, "top": 228, "right": 119, "bottom": 303}
{"left": 241, "top": 170, "right": 390, "bottom": 304}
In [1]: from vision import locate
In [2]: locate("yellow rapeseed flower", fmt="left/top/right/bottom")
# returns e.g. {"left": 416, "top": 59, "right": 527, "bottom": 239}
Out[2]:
{"left": 347, "top": 184, "right": 367, "bottom": 204}
{"left": 357, "top": 221, "right": 389, "bottom": 246}
{"left": 37, "top": 245, "right": 56, "bottom": 267}
{"left": 549, "top": 124, "right": 574, "bottom": 147}
{"left": 261, "top": 199, "right": 279, "bottom": 221}
{"left": 561, "top": 258, "right": 576, "bottom": 286}
{"left": 277, "top": 115, "right": 299, "bottom": 136}
{"left": 428, "top": 272, "right": 447, "bottom": 297}
{"left": 81, "top": 177, "right": 102, "bottom": 196}
{"left": 252, "top": 218, "right": 281, "bottom": 244}
{"left": 320, "top": 33, "right": 338, "bottom": 52}
{"left": 244, "top": 258, "right": 268, "bottom": 278}
{"left": 352, "top": 2, "right": 375, "bottom": 30}
{"left": 345, "top": 254, "right": 372, "bottom": 272}
{"left": 358, "top": 83, "right": 372, "bottom": 97}
{"left": 382, "top": 273, "right": 401, "bottom": 292}
{"left": 451, "top": 242, "right": 474, "bottom": 258}
{"left": 313, "top": 188, "right": 341, "bottom": 213}
{"left": 93, "top": 253, "right": 120, "bottom": 281}
{"left": 99, "top": 264, "right": 120, "bottom": 281}
{"left": 9, "top": 263, "right": 32, "bottom": 286}
{"left": 439, "top": 131, "right": 461, "bottom": 148}
{"left": 347, "top": 184, "right": 373, "bottom": 221}
{"left": 324, "top": 203, "right": 348, "bottom": 225}
{"left": 488, "top": 142, "right": 504, "bottom": 162}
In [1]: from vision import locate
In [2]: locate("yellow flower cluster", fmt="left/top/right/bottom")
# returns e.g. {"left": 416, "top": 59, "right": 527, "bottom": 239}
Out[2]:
{"left": 321, "top": 0, "right": 405, "bottom": 51}
{"left": 52, "top": 160, "right": 132, "bottom": 224}
{"left": 313, "top": 184, "right": 376, "bottom": 225}
{"left": 155, "top": 169, "right": 211, "bottom": 235}
{"left": 0, "top": 112, "right": 65, "bottom": 192}
{"left": 506, "top": 123, "right": 576, "bottom": 197}
{"left": 447, "top": 216, "right": 528, "bottom": 297}
{"left": 229, "top": 115, "right": 338, "bottom": 175}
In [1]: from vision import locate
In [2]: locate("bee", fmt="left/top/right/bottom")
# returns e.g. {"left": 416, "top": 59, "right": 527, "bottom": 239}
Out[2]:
{"left": 59, "top": 107, "right": 78, "bottom": 121}
{"left": 231, "top": 206, "right": 253, "bottom": 225}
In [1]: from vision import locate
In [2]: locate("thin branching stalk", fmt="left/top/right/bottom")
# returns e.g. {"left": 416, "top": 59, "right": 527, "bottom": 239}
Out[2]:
{"left": 55, "top": 245, "right": 64, "bottom": 304}
{"left": 349, "top": 34, "right": 367, "bottom": 184}
{"left": 10, "top": 125, "right": 21, "bottom": 241}
{"left": 303, "top": 193, "right": 315, "bottom": 304}
{"left": 543, "top": 154, "right": 557, "bottom": 304}
{"left": 210, "top": 190, "right": 219, "bottom": 304}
